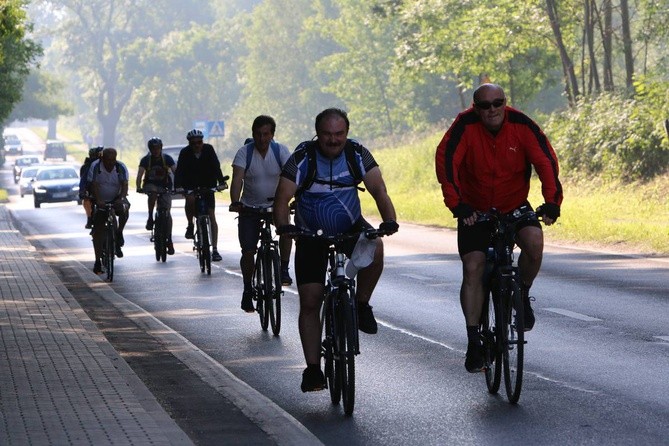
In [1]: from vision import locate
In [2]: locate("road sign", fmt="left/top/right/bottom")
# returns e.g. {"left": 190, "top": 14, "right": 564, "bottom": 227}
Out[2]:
{"left": 206, "top": 120, "right": 225, "bottom": 138}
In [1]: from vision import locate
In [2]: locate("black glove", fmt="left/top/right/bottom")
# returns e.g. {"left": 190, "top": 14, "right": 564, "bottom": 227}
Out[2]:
{"left": 379, "top": 220, "right": 399, "bottom": 234}
{"left": 452, "top": 203, "right": 475, "bottom": 219}
{"left": 536, "top": 203, "right": 560, "bottom": 220}
{"left": 276, "top": 224, "right": 298, "bottom": 235}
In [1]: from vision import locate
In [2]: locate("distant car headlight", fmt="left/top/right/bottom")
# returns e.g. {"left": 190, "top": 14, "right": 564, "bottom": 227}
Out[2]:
{"left": 33, "top": 187, "right": 46, "bottom": 193}
{"left": 72, "top": 186, "right": 80, "bottom": 192}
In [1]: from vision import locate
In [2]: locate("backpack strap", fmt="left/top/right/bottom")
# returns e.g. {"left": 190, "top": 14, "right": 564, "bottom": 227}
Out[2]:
{"left": 244, "top": 140, "right": 283, "bottom": 172}
{"left": 296, "top": 140, "right": 364, "bottom": 196}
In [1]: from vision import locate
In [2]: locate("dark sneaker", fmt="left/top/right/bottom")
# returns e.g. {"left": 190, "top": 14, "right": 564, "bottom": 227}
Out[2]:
{"left": 115, "top": 245, "right": 124, "bottom": 258}
{"left": 300, "top": 366, "right": 326, "bottom": 392}
{"left": 358, "top": 303, "right": 378, "bottom": 334}
{"left": 185, "top": 224, "right": 194, "bottom": 239}
{"left": 241, "top": 290, "right": 255, "bottom": 313}
{"left": 167, "top": 242, "right": 175, "bottom": 255}
{"left": 85, "top": 217, "right": 93, "bottom": 229}
{"left": 465, "top": 343, "right": 485, "bottom": 373}
{"left": 145, "top": 218, "right": 154, "bottom": 230}
{"left": 212, "top": 250, "right": 222, "bottom": 262}
{"left": 281, "top": 268, "right": 293, "bottom": 286}
{"left": 116, "top": 231, "right": 124, "bottom": 247}
{"left": 523, "top": 292, "right": 536, "bottom": 332}
{"left": 93, "top": 261, "right": 102, "bottom": 275}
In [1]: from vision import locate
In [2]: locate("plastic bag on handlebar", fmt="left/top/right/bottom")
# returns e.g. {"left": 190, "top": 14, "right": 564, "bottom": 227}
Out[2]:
{"left": 345, "top": 233, "right": 377, "bottom": 278}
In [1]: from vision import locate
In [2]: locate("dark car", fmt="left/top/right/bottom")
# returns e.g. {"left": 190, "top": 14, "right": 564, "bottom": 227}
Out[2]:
{"left": 44, "top": 140, "right": 67, "bottom": 161}
{"left": 18, "top": 166, "right": 41, "bottom": 197}
{"left": 13, "top": 155, "right": 41, "bottom": 183}
{"left": 32, "top": 165, "right": 81, "bottom": 208}
{"left": 3, "top": 133, "right": 23, "bottom": 156}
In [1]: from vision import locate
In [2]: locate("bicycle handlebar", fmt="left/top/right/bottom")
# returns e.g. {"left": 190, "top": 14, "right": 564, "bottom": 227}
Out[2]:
{"left": 280, "top": 226, "right": 393, "bottom": 241}
{"left": 476, "top": 206, "right": 542, "bottom": 225}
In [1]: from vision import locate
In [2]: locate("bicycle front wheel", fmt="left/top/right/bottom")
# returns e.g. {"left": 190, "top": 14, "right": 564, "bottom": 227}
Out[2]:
{"left": 265, "top": 246, "right": 282, "bottom": 336}
{"left": 336, "top": 288, "right": 357, "bottom": 416}
{"left": 105, "top": 225, "right": 115, "bottom": 282}
{"left": 154, "top": 211, "right": 167, "bottom": 262}
{"left": 483, "top": 289, "right": 502, "bottom": 394}
{"left": 254, "top": 252, "right": 269, "bottom": 331}
{"left": 502, "top": 277, "right": 524, "bottom": 403}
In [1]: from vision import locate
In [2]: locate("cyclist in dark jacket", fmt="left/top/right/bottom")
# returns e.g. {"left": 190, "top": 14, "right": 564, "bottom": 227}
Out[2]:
{"left": 174, "top": 129, "right": 227, "bottom": 261}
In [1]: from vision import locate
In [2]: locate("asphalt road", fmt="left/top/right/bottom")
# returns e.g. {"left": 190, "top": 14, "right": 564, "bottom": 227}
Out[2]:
{"left": 2, "top": 129, "right": 668, "bottom": 445}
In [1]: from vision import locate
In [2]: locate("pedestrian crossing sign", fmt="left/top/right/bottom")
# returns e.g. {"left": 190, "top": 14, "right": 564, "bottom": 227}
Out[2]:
{"left": 207, "top": 120, "right": 225, "bottom": 137}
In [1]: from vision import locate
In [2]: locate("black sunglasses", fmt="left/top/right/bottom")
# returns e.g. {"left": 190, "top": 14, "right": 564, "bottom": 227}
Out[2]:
{"left": 474, "top": 98, "right": 505, "bottom": 110}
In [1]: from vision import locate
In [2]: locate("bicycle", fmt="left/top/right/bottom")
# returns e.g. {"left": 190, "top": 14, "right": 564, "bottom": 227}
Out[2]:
{"left": 231, "top": 205, "right": 282, "bottom": 335}
{"left": 140, "top": 187, "right": 173, "bottom": 262}
{"left": 478, "top": 205, "right": 539, "bottom": 404}
{"left": 183, "top": 181, "right": 228, "bottom": 275}
{"left": 291, "top": 226, "right": 390, "bottom": 416}
{"left": 98, "top": 202, "right": 118, "bottom": 282}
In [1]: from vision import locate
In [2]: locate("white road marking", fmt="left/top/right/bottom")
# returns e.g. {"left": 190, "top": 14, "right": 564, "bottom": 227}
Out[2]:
{"left": 653, "top": 336, "right": 669, "bottom": 343}
{"left": 544, "top": 308, "right": 602, "bottom": 322}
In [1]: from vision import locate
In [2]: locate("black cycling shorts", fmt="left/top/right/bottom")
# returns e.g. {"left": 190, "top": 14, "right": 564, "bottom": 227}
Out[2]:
{"left": 294, "top": 218, "right": 371, "bottom": 286}
{"left": 457, "top": 206, "right": 541, "bottom": 257}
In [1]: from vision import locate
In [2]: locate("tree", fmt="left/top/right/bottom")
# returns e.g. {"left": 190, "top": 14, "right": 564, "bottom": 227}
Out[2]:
{"left": 42, "top": 0, "right": 214, "bottom": 147}
{"left": 9, "top": 70, "right": 72, "bottom": 121}
{"left": 0, "top": 0, "right": 41, "bottom": 125}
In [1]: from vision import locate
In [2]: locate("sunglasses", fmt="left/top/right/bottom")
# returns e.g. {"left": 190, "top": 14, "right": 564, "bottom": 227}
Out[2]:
{"left": 474, "top": 98, "right": 505, "bottom": 110}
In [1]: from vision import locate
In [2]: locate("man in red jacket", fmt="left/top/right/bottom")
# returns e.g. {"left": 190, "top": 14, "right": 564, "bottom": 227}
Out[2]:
{"left": 435, "top": 83, "right": 563, "bottom": 373}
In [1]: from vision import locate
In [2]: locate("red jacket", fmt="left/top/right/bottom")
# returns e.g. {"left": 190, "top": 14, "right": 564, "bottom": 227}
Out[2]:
{"left": 435, "top": 106, "right": 563, "bottom": 215}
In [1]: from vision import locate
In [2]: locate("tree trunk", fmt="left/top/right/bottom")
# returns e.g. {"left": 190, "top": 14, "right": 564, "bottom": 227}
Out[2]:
{"left": 620, "top": 0, "right": 634, "bottom": 93}
{"left": 598, "top": 0, "right": 614, "bottom": 91}
{"left": 545, "top": 0, "right": 580, "bottom": 105}
{"left": 585, "top": 0, "right": 601, "bottom": 94}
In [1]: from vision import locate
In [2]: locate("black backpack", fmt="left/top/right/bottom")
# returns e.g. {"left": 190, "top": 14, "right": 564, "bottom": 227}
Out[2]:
{"left": 296, "top": 140, "right": 365, "bottom": 196}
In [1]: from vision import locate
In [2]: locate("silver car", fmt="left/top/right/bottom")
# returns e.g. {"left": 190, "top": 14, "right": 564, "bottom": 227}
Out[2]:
{"left": 18, "top": 166, "right": 41, "bottom": 197}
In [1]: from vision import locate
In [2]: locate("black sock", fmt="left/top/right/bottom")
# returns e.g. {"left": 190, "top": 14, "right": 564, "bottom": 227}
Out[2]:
{"left": 306, "top": 363, "right": 320, "bottom": 371}
{"left": 466, "top": 325, "right": 480, "bottom": 346}
{"left": 281, "top": 260, "right": 289, "bottom": 271}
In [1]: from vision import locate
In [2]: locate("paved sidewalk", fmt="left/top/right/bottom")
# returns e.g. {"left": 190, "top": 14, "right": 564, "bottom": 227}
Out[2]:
{"left": 0, "top": 204, "right": 193, "bottom": 445}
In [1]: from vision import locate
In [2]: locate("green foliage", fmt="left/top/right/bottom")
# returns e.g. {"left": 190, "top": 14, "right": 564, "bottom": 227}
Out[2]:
{"left": 545, "top": 89, "right": 669, "bottom": 181}
{"left": 10, "top": 71, "right": 72, "bottom": 121}
{"left": 0, "top": 0, "right": 41, "bottom": 124}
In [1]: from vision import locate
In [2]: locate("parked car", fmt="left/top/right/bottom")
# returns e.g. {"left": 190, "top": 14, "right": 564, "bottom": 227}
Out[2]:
{"left": 32, "top": 165, "right": 81, "bottom": 208}
{"left": 3, "top": 133, "right": 23, "bottom": 155}
{"left": 44, "top": 140, "right": 67, "bottom": 161}
{"left": 13, "top": 155, "right": 41, "bottom": 183}
{"left": 18, "top": 166, "right": 41, "bottom": 197}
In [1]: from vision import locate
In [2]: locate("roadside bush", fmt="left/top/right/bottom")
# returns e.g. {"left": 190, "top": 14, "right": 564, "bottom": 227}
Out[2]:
{"left": 545, "top": 91, "right": 669, "bottom": 182}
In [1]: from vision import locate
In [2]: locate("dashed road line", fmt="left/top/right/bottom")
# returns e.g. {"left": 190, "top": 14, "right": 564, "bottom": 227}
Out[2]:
{"left": 544, "top": 308, "right": 602, "bottom": 322}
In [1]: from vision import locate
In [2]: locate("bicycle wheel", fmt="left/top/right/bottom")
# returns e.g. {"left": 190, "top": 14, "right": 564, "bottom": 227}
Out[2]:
{"left": 502, "top": 277, "right": 524, "bottom": 403}
{"left": 482, "top": 289, "right": 502, "bottom": 393}
{"left": 265, "top": 246, "right": 282, "bottom": 336}
{"left": 154, "top": 211, "right": 166, "bottom": 262}
{"left": 201, "top": 218, "right": 211, "bottom": 275}
{"left": 323, "top": 294, "right": 340, "bottom": 405}
{"left": 254, "top": 252, "right": 269, "bottom": 331}
{"left": 105, "top": 224, "right": 115, "bottom": 282}
{"left": 336, "top": 288, "right": 357, "bottom": 416}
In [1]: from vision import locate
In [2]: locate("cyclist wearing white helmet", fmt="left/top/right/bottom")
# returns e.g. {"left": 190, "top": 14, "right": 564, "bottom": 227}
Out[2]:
{"left": 174, "top": 129, "right": 228, "bottom": 262}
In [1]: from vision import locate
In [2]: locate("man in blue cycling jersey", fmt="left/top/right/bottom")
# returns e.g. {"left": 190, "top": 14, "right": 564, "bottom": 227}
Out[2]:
{"left": 274, "top": 108, "right": 398, "bottom": 392}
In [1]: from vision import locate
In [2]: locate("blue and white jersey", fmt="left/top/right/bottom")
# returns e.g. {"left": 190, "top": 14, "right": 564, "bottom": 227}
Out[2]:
{"left": 282, "top": 140, "right": 377, "bottom": 236}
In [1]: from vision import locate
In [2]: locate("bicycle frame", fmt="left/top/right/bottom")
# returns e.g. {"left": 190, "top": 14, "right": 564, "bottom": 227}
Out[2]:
{"left": 480, "top": 206, "right": 536, "bottom": 403}
{"left": 237, "top": 205, "right": 282, "bottom": 335}
{"left": 99, "top": 203, "right": 117, "bottom": 282}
